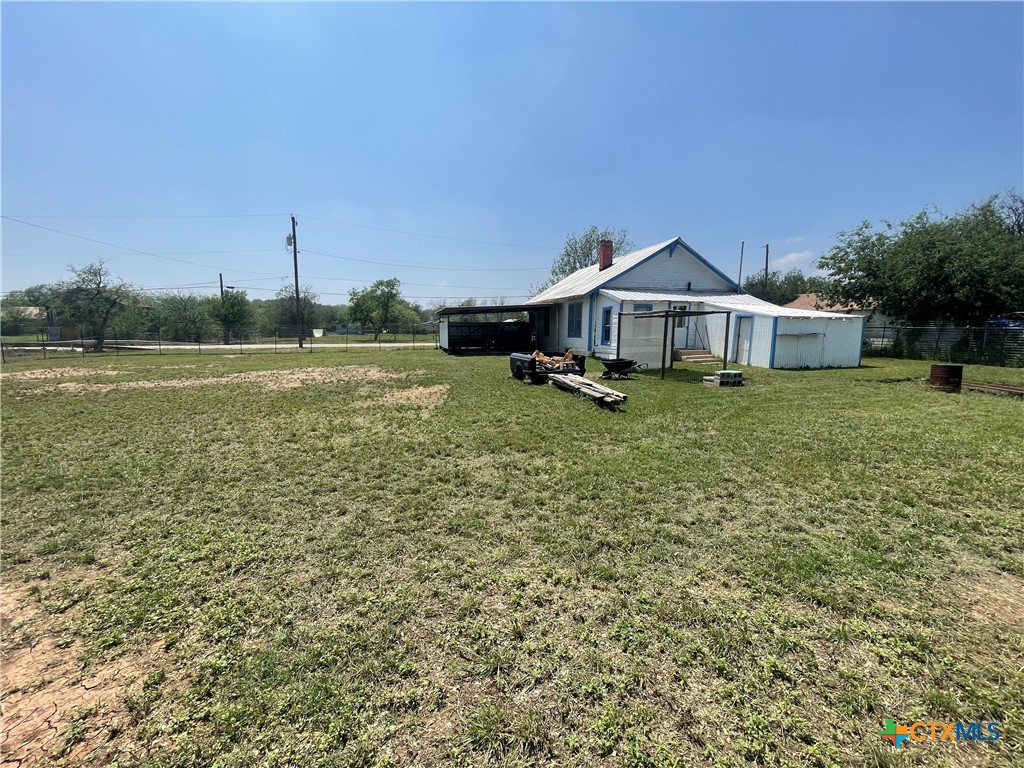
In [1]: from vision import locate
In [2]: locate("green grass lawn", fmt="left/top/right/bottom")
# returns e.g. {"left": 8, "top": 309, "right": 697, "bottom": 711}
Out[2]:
{"left": 1, "top": 352, "right": 1021, "bottom": 767}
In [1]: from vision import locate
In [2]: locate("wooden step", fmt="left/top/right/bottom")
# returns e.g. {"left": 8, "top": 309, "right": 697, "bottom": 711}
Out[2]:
{"left": 674, "top": 349, "right": 720, "bottom": 364}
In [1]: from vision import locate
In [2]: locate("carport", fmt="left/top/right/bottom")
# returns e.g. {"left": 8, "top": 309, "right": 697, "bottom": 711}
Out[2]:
{"left": 437, "top": 303, "right": 559, "bottom": 354}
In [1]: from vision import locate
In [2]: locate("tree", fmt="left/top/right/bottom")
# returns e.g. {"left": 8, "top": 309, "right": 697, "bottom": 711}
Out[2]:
{"left": 208, "top": 289, "right": 253, "bottom": 343}
{"left": 52, "top": 261, "right": 139, "bottom": 351}
{"left": 815, "top": 193, "right": 1024, "bottom": 325}
{"left": 156, "top": 294, "right": 212, "bottom": 343}
{"left": 533, "top": 226, "right": 634, "bottom": 295}
{"left": 347, "top": 278, "right": 414, "bottom": 341}
{"left": 742, "top": 269, "right": 816, "bottom": 306}
{"left": 272, "top": 284, "right": 323, "bottom": 331}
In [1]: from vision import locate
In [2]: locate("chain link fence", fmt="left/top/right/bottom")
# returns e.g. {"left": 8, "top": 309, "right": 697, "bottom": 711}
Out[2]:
{"left": 862, "top": 324, "right": 1024, "bottom": 367}
{"left": 0, "top": 324, "right": 438, "bottom": 362}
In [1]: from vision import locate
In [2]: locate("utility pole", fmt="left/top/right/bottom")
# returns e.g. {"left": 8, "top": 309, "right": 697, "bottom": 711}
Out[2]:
{"left": 764, "top": 243, "right": 770, "bottom": 294}
{"left": 737, "top": 240, "right": 745, "bottom": 292}
{"left": 219, "top": 273, "right": 224, "bottom": 299}
{"left": 291, "top": 215, "right": 304, "bottom": 348}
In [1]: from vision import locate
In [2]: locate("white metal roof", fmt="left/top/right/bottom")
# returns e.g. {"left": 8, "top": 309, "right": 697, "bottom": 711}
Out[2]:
{"left": 601, "top": 289, "right": 861, "bottom": 320}
{"left": 526, "top": 238, "right": 680, "bottom": 303}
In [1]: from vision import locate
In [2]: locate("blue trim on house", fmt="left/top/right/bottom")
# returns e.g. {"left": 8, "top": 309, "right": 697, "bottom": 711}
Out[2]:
{"left": 601, "top": 306, "right": 612, "bottom": 345}
{"left": 769, "top": 316, "right": 778, "bottom": 368}
{"left": 676, "top": 238, "right": 742, "bottom": 291}
{"left": 588, "top": 293, "right": 596, "bottom": 351}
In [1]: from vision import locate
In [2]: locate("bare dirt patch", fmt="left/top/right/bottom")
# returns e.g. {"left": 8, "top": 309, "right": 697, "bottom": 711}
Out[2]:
{"left": 377, "top": 384, "right": 450, "bottom": 408}
{"left": 19, "top": 365, "right": 423, "bottom": 395}
{"left": 970, "top": 572, "right": 1024, "bottom": 628}
{"left": 0, "top": 367, "right": 120, "bottom": 381}
{"left": 1, "top": 586, "right": 170, "bottom": 766}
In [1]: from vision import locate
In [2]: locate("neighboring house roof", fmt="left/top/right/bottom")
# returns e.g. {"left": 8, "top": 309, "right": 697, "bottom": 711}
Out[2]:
{"left": 527, "top": 237, "right": 737, "bottom": 304}
{"left": 603, "top": 289, "right": 861, "bottom": 320}
{"left": 784, "top": 293, "right": 868, "bottom": 314}
{"left": 1, "top": 305, "right": 46, "bottom": 319}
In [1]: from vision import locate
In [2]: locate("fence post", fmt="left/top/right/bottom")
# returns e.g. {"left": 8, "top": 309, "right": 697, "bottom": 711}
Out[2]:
{"left": 275, "top": 329, "right": 278, "bottom": 353}
{"left": 198, "top": 335, "right": 202, "bottom": 355}
{"left": 0, "top": 339, "right": 5, "bottom": 364}
{"left": 309, "top": 329, "right": 313, "bottom": 354}
{"left": 113, "top": 328, "right": 120, "bottom": 356}
{"left": 41, "top": 331, "right": 47, "bottom": 361}
{"left": 158, "top": 327, "right": 163, "bottom": 355}
{"left": 81, "top": 328, "right": 86, "bottom": 358}
{"left": 239, "top": 329, "right": 243, "bottom": 355}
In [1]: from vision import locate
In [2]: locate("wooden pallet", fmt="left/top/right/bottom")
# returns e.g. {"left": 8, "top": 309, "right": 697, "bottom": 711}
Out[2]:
{"left": 548, "top": 374, "right": 627, "bottom": 406}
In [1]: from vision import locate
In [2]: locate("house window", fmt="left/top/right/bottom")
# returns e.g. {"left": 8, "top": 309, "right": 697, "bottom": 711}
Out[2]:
{"left": 673, "top": 303, "right": 690, "bottom": 329}
{"left": 633, "top": 303, "right": 653, "bottom": 313}
{"left": 601, "top": 306, "right": 612, "bottom": 345}
{"left": 567, "top": 302, "right": 583, "bottom": 338}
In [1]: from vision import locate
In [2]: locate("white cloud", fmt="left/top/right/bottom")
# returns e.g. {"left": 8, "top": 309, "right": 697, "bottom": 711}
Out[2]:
{"left": 785, "top": 236, "right": 804, "bottom": 244}
{"left": 774, "top": 250, "right": 813, "bottom": 269}
{"left": 438, "top": 280, "right": 448, "bottom": 287}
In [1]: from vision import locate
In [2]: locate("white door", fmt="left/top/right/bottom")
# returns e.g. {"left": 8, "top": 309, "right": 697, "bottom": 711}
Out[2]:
{"left": 733, "top": 317, "right": 752, "bottom": 364}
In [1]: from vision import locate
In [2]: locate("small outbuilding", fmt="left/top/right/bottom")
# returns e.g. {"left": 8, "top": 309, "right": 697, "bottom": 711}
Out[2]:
{"left": 526, "top": 237, "right": 864, "bottom": 369}
{"left": 437, "top": 303, "right": 557, "bottom": 354}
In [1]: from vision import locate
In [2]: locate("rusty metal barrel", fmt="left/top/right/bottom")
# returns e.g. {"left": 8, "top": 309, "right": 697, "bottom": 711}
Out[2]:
{"left": 928, "top": 364, "right": 963, "bottom": 392}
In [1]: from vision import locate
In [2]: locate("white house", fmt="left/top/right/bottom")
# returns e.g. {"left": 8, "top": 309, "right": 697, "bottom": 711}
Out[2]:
{"left": 526, "top": 237, "right": 864, "bottom": 370}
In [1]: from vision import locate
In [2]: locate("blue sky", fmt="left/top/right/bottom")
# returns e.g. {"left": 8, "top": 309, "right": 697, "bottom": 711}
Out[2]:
{"left": 2, "top": 2, "right": 1022, "bottom": 307}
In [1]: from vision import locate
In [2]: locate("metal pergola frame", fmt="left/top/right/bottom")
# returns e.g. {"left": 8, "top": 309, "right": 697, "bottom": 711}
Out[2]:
{"left": 618, "top": 309, "right": 734, "bottom": 378}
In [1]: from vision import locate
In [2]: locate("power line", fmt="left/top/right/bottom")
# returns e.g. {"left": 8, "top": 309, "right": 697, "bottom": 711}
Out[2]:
{"left": 1, "top": 249, "right": 282, "bottom": 257}
{"left": 303, "top": 247, "right": 549, "bottom": 272}
{"left": 299, "top": 214, "right": 558, "bottom": 250}
{"left": 1, "top": 217, "right": 285, "bottom": 276}
{"left": 3, "top": 213, "right": 287, "bottom": 220}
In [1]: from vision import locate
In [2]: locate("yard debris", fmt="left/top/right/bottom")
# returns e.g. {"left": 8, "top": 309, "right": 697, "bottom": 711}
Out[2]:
{"left": 703, "top": 370, "right": 745, "bottom": 388}
{"left": 548, "top": 373, "right": 627, "bottom": 406}
{"left": 510, "top": 351, "right": 625, "bottom": 406}
{"left": 509, "top": 350, "right": 585, "bottom": 384}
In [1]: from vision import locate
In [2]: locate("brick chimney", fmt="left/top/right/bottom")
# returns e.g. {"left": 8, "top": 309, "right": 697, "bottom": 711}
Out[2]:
{"left": 598, "top": 239, "right": 613, "bottom": 271}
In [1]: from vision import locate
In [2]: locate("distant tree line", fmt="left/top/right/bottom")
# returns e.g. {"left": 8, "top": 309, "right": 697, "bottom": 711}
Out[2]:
{"left": 0, "top": 262, "right": 440, "bottom": 349}
{"left": 553, "top": 191, "right": 1023, "bottom": 326}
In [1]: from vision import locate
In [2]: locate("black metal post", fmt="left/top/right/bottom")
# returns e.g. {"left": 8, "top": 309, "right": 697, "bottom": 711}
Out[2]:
{"left": 158, "top": 327, "right": 163, "bottom": 355}
{"left": 661, "top": 313, "right": 670, "bottom": 379}
{"left": 80, "top": 328, "right": 86, "bottom": 358}
{"left": 722, "top": 312, "right": 732, "bottom": 366}
{"left": 113, "top": 328, "right": 119, "bottom": 356}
